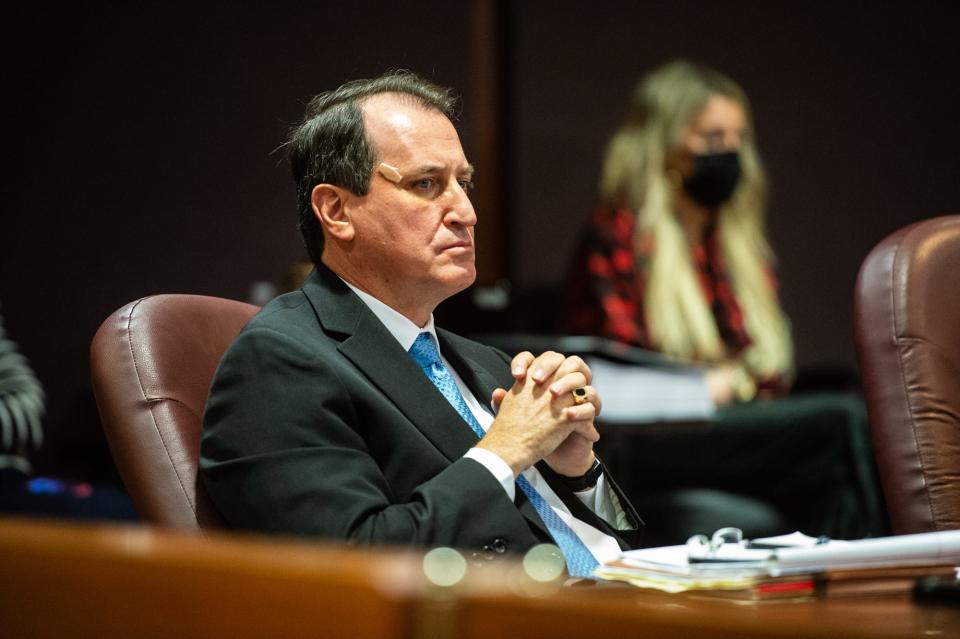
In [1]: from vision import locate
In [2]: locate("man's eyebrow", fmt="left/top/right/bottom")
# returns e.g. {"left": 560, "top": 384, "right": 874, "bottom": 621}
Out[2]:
{"left": 406, "top": 163, "right": 475, "bottom": 177}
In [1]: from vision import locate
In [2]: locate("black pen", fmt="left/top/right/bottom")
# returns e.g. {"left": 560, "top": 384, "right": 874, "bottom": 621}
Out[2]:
{"left": 746, "top": 536, "right": 830, "bottom": 550}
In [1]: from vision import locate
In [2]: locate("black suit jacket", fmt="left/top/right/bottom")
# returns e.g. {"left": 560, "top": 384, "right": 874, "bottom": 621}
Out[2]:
{"left": 201, "top": 264, "right": 642, "bottom": 557}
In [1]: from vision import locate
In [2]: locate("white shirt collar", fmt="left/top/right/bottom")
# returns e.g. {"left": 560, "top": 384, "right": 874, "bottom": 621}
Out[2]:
{"left": 341, "top": 279, "right": 439, "bottom": 353}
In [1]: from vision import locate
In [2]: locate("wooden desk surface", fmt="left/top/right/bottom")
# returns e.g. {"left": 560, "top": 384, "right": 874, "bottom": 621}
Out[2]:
{"left": 458, "top": 582, "right": 960, "bottom": 639}
{"left": 0, "top": 516, "right": 427, "bottom": 639}
{"left": 1, "top": 517, "right": 957, "bottom": 639}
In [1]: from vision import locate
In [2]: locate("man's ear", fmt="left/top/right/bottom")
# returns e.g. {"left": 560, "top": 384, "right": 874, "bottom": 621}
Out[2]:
{"left": 311, "top": 183, "right": 355, "bottom": 241}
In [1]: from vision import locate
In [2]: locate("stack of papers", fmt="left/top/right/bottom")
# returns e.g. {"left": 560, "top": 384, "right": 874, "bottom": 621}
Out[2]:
{"left": 596, "top": 530, "right": 960, "bottom": 600}
{"left": 586, "top": 357, "right": 715, "bottom": 423}
{"left": 774, "top": 530, "right": 960, "bottom": 572}
{"left": 596, "top": 543, "right": 798, "bottom": 596}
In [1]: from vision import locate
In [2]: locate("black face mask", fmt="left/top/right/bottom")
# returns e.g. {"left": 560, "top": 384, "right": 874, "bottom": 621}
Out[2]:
{"left": 682, "top": 151, "right": 742, "bottom": 209}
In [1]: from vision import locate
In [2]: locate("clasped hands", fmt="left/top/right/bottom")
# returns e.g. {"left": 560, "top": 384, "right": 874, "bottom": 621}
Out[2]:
{"left": 477, "top": 351, "right": 601, "bottom": 479}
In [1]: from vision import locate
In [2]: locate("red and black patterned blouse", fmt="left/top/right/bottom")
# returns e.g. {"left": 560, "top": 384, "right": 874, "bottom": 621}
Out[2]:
{"left": 566, "top": 204, "right": 758, "bottom": 361}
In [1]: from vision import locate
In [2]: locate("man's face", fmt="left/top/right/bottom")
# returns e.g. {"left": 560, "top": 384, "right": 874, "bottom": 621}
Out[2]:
{"left": 345, "top": 94, "right": 477, "bottom": 311}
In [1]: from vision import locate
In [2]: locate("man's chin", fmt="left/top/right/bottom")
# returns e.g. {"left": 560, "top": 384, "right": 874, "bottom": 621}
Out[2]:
{"left": 453, "top": 269, "right": 477, "bottom": 293}
{"left": 438, "top": 267, "right": 477, "bottom": 298}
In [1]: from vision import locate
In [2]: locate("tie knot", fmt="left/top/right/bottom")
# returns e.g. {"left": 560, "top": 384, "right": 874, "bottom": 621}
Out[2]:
{"left": 409, "top": 332, "right": 441, "bottom": 369}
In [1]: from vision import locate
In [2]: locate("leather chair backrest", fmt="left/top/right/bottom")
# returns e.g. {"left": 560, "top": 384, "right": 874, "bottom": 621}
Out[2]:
{"left": 854, "top": 215, "right": 960, "bottom": 534}
{"left": 91, "top": 295, "right": 259, "bottom": 530}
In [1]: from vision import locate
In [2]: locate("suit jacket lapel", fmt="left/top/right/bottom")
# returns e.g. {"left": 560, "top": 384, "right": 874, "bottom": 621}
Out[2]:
{"left": 301, "top": 266, "right": 479, "bottom": 462}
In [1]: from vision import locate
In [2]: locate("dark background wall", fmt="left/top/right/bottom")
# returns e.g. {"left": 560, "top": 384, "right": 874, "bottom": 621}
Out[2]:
{"left": 509, "top": 0, "right": 959, "bottom": 367}
{"left": 2, "top": 1, "right": 957, "bottom": 479}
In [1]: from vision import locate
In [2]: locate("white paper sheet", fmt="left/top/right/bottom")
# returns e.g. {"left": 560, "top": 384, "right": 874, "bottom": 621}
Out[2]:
{"left": 587, "top": 357, "right": 715, "bottom": 423}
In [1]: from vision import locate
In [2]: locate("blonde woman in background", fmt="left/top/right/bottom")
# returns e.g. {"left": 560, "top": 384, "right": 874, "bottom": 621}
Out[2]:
{"left": 568, "top": 60, "right": 792, "bottom": 405}
{"left": 568, "top": 61, "right": 886, "bottom": 544}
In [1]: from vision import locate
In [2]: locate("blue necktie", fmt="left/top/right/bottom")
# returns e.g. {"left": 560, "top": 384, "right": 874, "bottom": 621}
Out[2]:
{"left": 408, "top": 332, "right": 599, "bottom": 577}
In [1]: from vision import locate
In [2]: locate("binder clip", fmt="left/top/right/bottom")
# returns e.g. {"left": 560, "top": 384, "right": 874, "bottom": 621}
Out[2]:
{"left": 686, "top": 527, "right": 744, "bottom": 561}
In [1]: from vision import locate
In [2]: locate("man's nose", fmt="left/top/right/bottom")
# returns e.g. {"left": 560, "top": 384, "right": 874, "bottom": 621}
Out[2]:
{"left": 445, "top": 183, "right": 477, "bottom": 227}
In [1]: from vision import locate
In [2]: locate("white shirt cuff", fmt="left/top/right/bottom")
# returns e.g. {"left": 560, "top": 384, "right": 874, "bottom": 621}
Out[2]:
{"left": 464, "top": 447, "right": 516, "bottom": 501}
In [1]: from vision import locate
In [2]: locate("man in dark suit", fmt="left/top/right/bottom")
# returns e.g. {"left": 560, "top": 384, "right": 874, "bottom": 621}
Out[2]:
{"left": 200, "top": 71, "right": 641, "bottom": 576}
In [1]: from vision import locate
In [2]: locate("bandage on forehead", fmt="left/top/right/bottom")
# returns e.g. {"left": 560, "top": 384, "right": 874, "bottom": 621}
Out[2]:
{"left": 377, "top": 162, "right": 403, "bottom": 183}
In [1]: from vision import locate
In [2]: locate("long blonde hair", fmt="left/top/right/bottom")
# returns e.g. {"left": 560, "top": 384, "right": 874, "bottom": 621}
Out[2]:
{"left": 599, "top": 61, "right": 793, "bottom": 380}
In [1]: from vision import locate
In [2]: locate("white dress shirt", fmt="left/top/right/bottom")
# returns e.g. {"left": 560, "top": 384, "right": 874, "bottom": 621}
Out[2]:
{"left": 344, "top": 281, "right": 626, "bottom": 564}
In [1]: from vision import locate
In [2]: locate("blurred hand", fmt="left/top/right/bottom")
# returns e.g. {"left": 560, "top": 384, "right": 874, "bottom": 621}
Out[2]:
{"left": 704, "top": 366, "right": 736, "bottom": 406}
{"left": 704, "top": 364, "right": 756, "bottom": 405}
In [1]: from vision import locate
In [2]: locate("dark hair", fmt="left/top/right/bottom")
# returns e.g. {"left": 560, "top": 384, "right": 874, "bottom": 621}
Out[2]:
{"left": 287, "top": 70, "right": 457, "bottom": 265}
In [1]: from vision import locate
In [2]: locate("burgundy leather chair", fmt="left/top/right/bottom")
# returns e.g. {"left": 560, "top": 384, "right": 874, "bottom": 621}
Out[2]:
{"left": 854, "top": 215, "right": 960, "bottom": 534}
{"left": 91, "top": 295, "right": 259, "bottom": 531}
